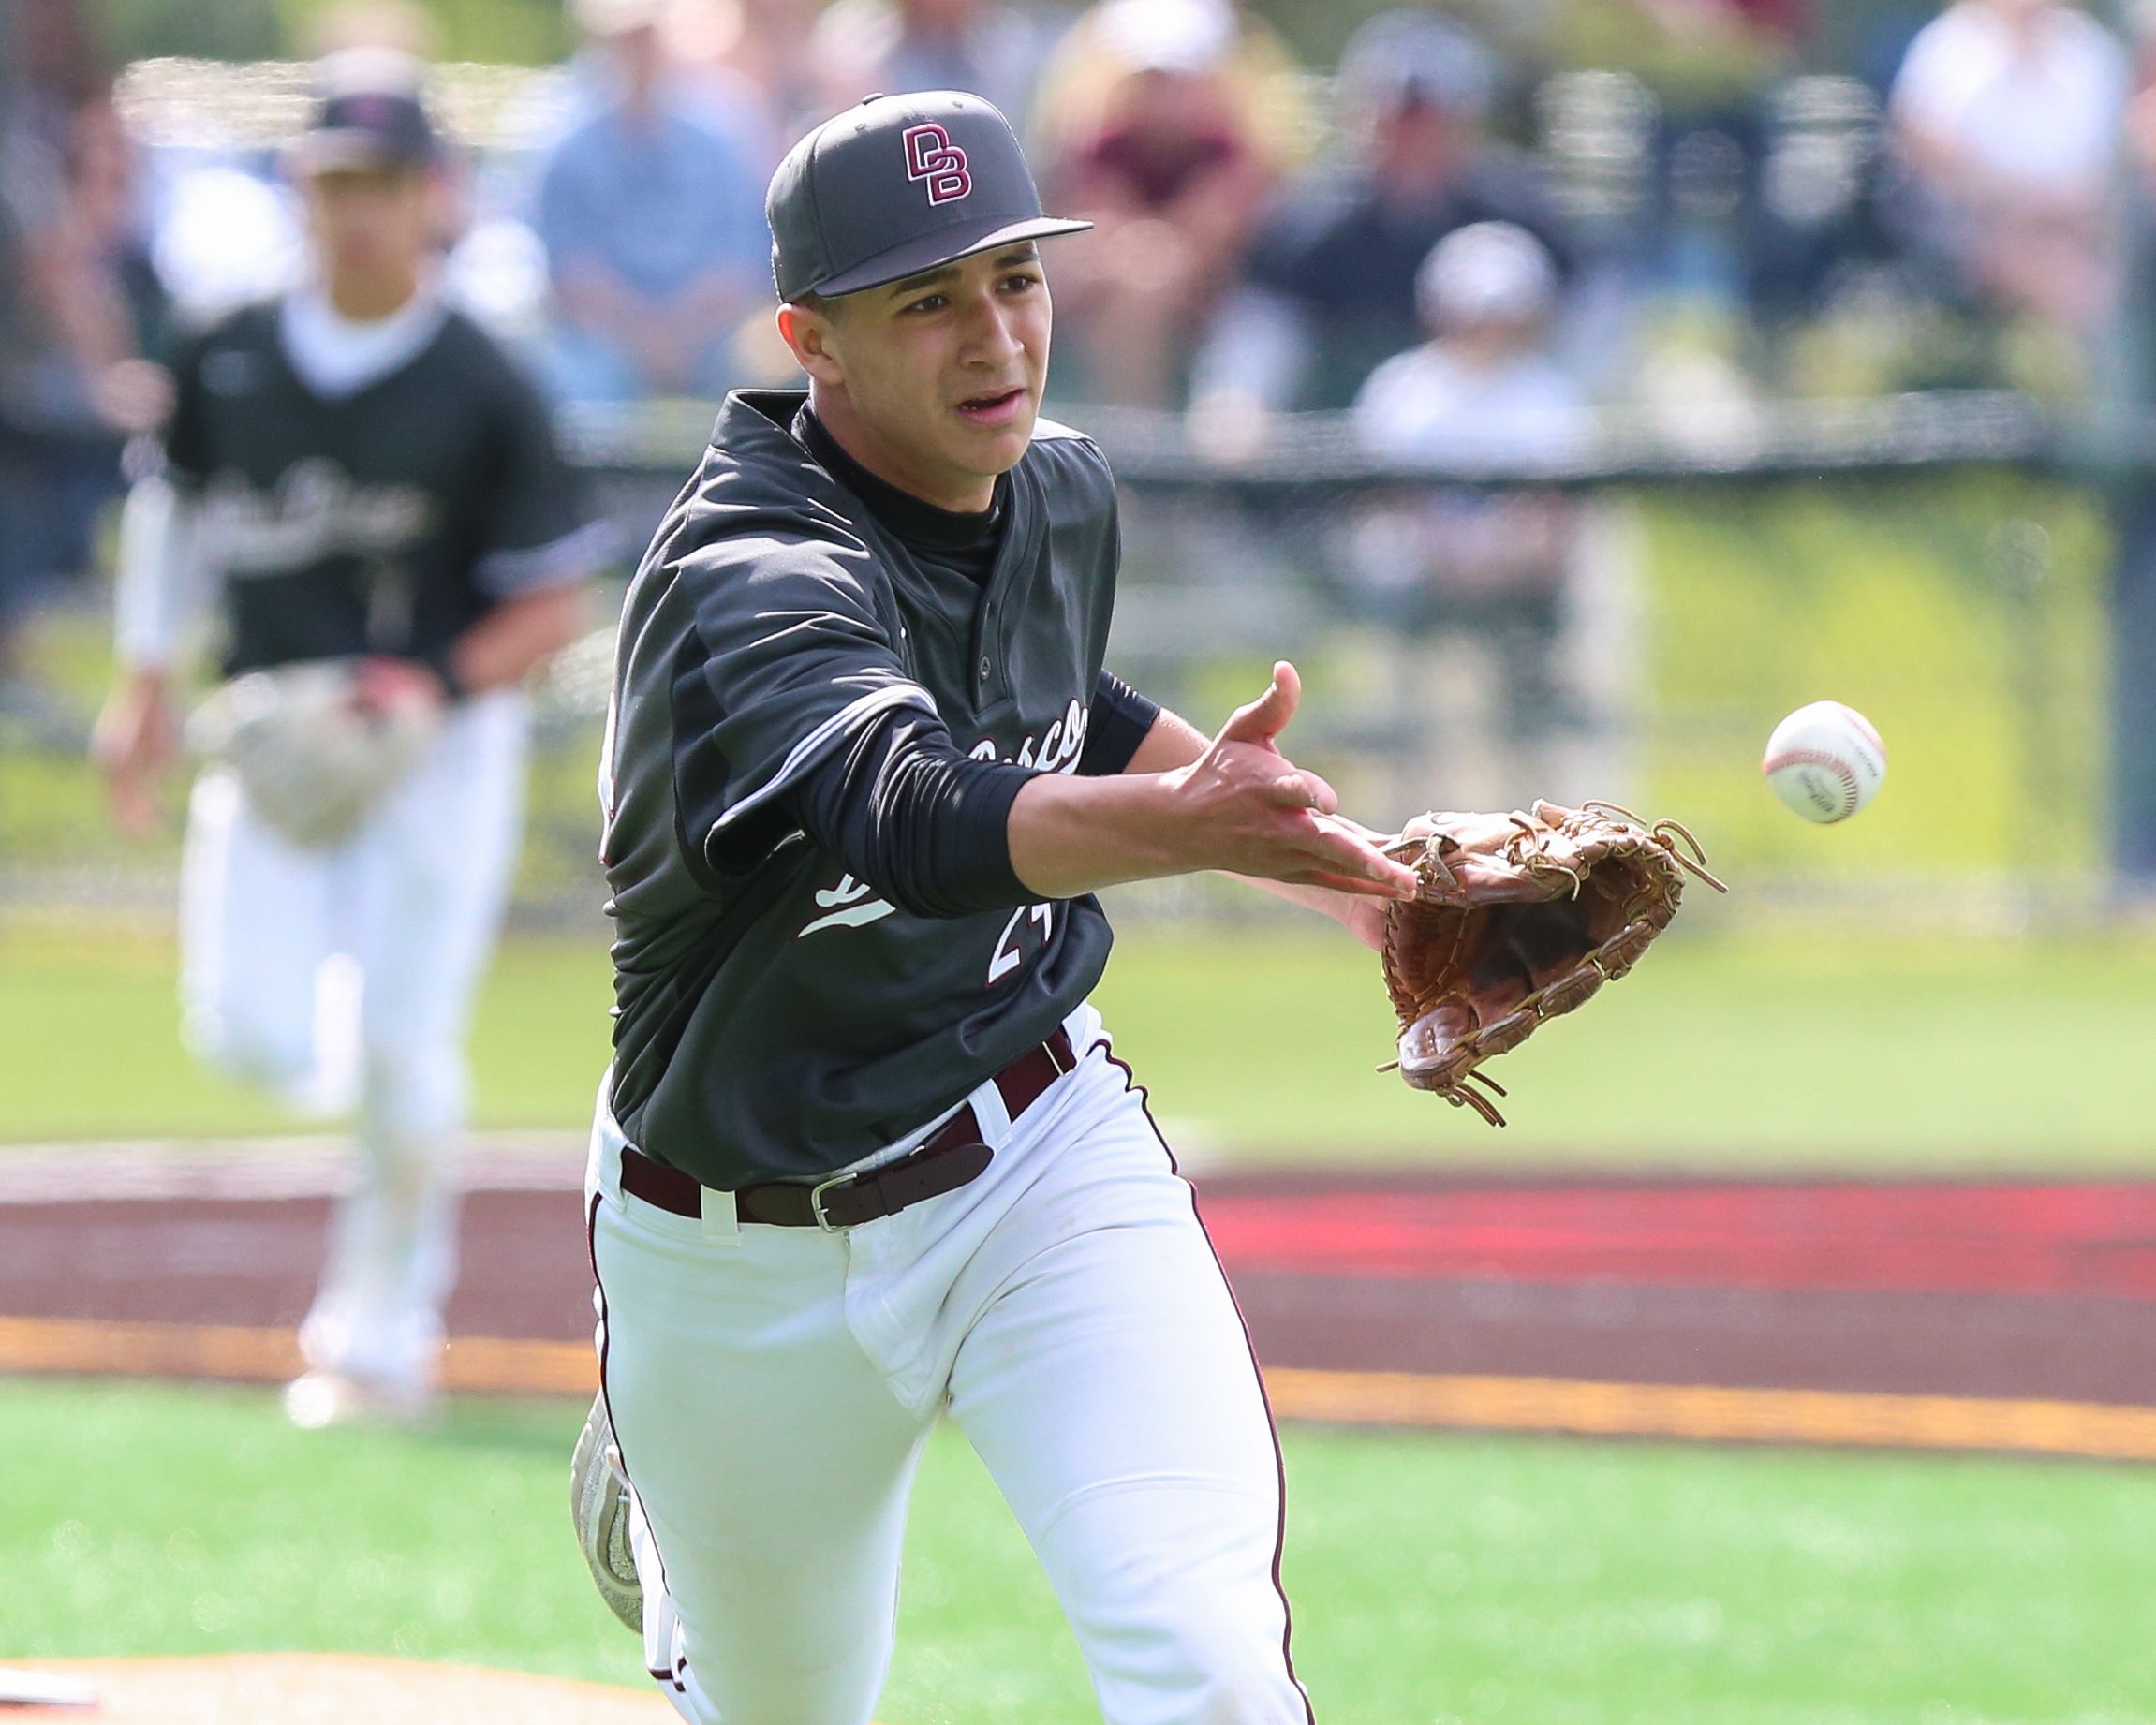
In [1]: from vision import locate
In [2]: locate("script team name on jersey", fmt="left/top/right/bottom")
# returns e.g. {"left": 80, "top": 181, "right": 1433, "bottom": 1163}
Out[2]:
{"left": 797, "top": 697, "right": 1092, "bottom": 976}
{"left": 199, "top": 457, "right": 436, "bottom": 576}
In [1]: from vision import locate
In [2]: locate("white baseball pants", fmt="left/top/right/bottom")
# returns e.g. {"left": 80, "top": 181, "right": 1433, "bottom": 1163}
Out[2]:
{"left": 585, "top": 1003, "right": 1314, "bottom": 1725}
{"left": 178, "top": 688, "right": 529, "bottom": 1391}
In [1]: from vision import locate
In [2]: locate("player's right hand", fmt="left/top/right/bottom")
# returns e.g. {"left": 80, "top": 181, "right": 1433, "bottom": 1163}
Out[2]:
{"left": 1167, "top": 662, "right": 1418, "bottom": 899}
{"left": 92, "top": 673, "right": 179, "bottom": 839}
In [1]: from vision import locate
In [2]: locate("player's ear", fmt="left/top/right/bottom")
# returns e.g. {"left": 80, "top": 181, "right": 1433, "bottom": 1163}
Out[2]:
{"left": 776, "top": 302, "right": 845, "bottom": 387}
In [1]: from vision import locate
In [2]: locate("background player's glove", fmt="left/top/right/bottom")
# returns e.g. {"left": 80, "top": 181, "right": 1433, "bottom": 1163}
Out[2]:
{"left": 1379, "top": 801, "right": 1726, "bottom": 1125}
{"left": 187, "top": 659, "right": 441, "bottom": 849}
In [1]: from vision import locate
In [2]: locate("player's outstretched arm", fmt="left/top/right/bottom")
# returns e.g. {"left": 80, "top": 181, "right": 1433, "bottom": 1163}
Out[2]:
{"left": 94, "top": 476, "right": 209, "bottom": 837}
{"left": 92, "top": 667, "right": 180, "bottom": 839}
{"left": 1069, "top": 670, "right": 1414, "bottom": 951}
{"left": 434, "top": 582, "right": 591, "bottom": 698}
{"left": 1007, "top": 662, "right": 1417, "bottom": 905}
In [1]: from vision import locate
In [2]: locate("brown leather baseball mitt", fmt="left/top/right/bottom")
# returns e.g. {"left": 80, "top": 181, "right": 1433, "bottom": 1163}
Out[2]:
{"left": 1379, "top": 800, "right": 1726, "bottom": 1125}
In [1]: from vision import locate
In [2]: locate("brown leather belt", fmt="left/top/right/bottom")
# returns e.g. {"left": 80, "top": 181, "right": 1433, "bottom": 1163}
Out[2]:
{"left": 619, "top": 1027, "right": 1076, "bottom": 1231}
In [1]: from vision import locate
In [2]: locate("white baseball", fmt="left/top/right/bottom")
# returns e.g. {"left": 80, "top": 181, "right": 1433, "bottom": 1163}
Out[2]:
{"left": 1762, "top": 701, "right": 1886, "bottom": 823}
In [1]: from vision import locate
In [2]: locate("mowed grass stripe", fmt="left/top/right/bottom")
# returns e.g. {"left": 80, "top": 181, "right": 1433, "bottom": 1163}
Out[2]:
{"left": 10, "top": 1317, "right": 2156, "bottom": 1462}
{"left": 7, "top": 928, "right": 2156, "bottom": 1165}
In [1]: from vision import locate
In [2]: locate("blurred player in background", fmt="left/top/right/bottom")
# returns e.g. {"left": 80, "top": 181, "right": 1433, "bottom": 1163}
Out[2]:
{"left": 91, "top": 49, "right": 606, "bottom": 1427}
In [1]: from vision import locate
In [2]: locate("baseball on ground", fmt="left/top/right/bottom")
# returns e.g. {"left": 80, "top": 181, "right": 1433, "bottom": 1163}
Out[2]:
{"left": 1762, "top": 700, "right": 1886, "bottom": 823}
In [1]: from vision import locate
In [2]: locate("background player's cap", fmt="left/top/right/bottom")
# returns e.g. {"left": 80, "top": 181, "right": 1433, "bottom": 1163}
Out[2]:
{"left": 291, "top": 48, "right": 442, "bottom": 174}
{"left": 768, "top": 91, "right": 1091, "bottom": 302}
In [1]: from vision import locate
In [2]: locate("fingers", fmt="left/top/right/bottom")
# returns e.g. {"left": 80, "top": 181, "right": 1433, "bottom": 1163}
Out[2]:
{"left": 1216, "top": 659, "right": 1300, "bottom": 749}
{"left": 1292, "top": 813, "right": 1419, "bottom": 897}
{"left": 1321, "top": 813, "right": 1394, "bottom": 848}
{"left": 1291, "top": 869, "right": 1415, "bottom": 899}
{"left": 1265, "top": 766, "right": 1339, "bottom": 815}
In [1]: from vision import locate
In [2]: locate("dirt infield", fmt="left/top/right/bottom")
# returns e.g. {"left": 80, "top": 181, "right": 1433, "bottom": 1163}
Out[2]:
{"left": 0, "top": 1655, "right": 675, "bottom": 1721}
{"left": 2, "top": 1143, "right": 2153, "bottom": 1456}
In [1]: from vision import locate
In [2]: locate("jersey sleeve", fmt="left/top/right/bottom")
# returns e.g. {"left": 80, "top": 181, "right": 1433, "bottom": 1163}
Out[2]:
{"left": 671, "top": 537, "right": 941, "bottom": 877}
{"left": 1076, "top": 670, "right": 1159, "bottom": 775}
{"left": 159, "top": 329, "right": 215, "bottom": 492}
{"left": 472, "top": 357, "right": 616, "bottom": 597}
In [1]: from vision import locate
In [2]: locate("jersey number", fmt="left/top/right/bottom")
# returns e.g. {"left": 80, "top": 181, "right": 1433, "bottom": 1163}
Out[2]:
{"left": 987, "top": 901, "right": 1056, "bottom": 987}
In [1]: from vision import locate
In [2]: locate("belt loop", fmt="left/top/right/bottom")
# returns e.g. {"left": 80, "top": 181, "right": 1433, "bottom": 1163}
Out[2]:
{"left": 967, "top": 1077, "right": 1013, "bottom": 1145}
{"left": 701, "top": 1185, "right": 740, "bottom": 1245}
{"left": 590, "top": 1084, "right": 627, "bottom": 1211}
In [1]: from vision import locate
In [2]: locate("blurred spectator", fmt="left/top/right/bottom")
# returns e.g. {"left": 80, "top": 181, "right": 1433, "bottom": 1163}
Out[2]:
{"left": 1549, "top": 0, "right": 1808, "bottom": 106}
{"left": 1343, "top": 221, "right": 1594, "bottom": 803}
{"left": 1348, "top": 223, "right": 1587, "bottom": 627}
{"left": 1355, "top": 221, "right": 1587, "bottom": 468}
{"left": 1189, "top": 9, "right": 1569, "bottom": 437}
{"left": 0, "top": 0, "right": 168, "bottom": 711}
{"left": 1887, "top": 0, "right": 2129, "bottom": 364}
{"left": 1042, "top": 0, "right": 1271, "bottom": 405}
{"left": 39, "top": 95, "right": 170, "bottom": 431}
{"left": 814, "top": 0, "right": 1059, "bottom": 130}
{"left": 532, "top": 0, "right": 773, "bottom": 402}
{"left": 669, "top": 0, "right": 834, "bottom": 155}
{"left": 1032, "top": 0, "right": 1311, "bottom": 180}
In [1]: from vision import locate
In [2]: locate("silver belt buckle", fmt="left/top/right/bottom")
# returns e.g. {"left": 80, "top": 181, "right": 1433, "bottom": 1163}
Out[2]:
{"left": 807, "top": 1172, "right": 853, "bottom": 1233}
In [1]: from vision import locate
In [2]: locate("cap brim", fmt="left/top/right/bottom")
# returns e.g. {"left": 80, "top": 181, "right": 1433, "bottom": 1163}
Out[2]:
{"left": 807, "top": 214, "right": 1093, "bottom": 300}
{"left": 290, "top": 130, "right": 434, "bottom": 174}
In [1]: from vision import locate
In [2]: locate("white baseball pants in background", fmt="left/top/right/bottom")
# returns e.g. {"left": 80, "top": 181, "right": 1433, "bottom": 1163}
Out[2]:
{"left": 179, "top": 688, "right": 530, "bottom": 1393}
{"left": 586, "top": 1003, "right": 1314, "bottom": 1725}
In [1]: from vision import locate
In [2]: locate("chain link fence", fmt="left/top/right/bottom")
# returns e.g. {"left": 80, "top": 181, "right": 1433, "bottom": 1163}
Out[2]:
{"left": 1, "top": 57, "right": 2134, "bottom": 934}
{"left": 0, "top": 390, "right": 2125, "bottom": 933}
{"left": 557, "top": 396, "right": 2116, "bottom": 933}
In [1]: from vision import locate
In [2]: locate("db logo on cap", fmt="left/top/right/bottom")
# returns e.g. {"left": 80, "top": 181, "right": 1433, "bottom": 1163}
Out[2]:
{"left": 902, "top": 123, "right": 971, "bottom": 205}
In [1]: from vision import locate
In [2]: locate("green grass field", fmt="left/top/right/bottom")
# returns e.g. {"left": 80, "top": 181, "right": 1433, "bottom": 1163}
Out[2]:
{"left": 4, "top": 922, "right": 2151, "bottom": 1168}
{"left": 3, "top": 1379, "right": 2152, "bottom": 1724}
{"left": 3, "top": 473, "right": 2149, "bottom": 1720}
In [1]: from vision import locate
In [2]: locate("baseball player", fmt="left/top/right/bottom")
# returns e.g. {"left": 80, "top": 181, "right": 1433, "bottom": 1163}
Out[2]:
{"left": 576, "top": 91, "right": 1418, "bottom": 1725}
{"left": 92, "top": 50, "right": 607, "bottom": 1427}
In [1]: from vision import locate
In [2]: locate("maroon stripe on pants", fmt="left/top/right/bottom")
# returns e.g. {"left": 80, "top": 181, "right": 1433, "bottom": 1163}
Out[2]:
{"left": 585, "top": 1189, "right": 687, "bottom": 1693}
{"left": 1100, "top": 1046, "right": 1317, "bottom": 1725}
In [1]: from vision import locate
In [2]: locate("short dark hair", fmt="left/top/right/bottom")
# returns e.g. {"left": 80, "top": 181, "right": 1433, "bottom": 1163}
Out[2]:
{"left": 790, "top": 289, "right": 843, "bottom": 321}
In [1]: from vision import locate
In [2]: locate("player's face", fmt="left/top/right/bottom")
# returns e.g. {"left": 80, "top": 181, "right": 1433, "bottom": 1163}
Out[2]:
{"left": 790, "top": 244, "right": 1051, "bottom": 511}
{"left": 301, "top": 164, "right": 436, "bottom": 290}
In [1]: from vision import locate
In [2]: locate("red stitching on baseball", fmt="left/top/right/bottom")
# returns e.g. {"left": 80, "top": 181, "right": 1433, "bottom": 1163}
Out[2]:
{"left": 1764, "top": 747, "right": 1859, "bottom": 814}
{"left": 1827, "top": 704, "right": 1885, "bottom": 755}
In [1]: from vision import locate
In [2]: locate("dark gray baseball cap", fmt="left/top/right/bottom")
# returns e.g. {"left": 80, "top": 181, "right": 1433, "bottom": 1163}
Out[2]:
{"left": 291, "top": 48, "right": 442, "bottom": 174}
{"left": 768, "top": 91, "right": 1090, "bottom": 302}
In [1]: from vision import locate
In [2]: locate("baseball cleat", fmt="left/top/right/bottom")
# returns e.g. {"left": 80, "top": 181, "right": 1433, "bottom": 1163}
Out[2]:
{"left": 570, "top": 1392, "right": 642, "bottom": 1632}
